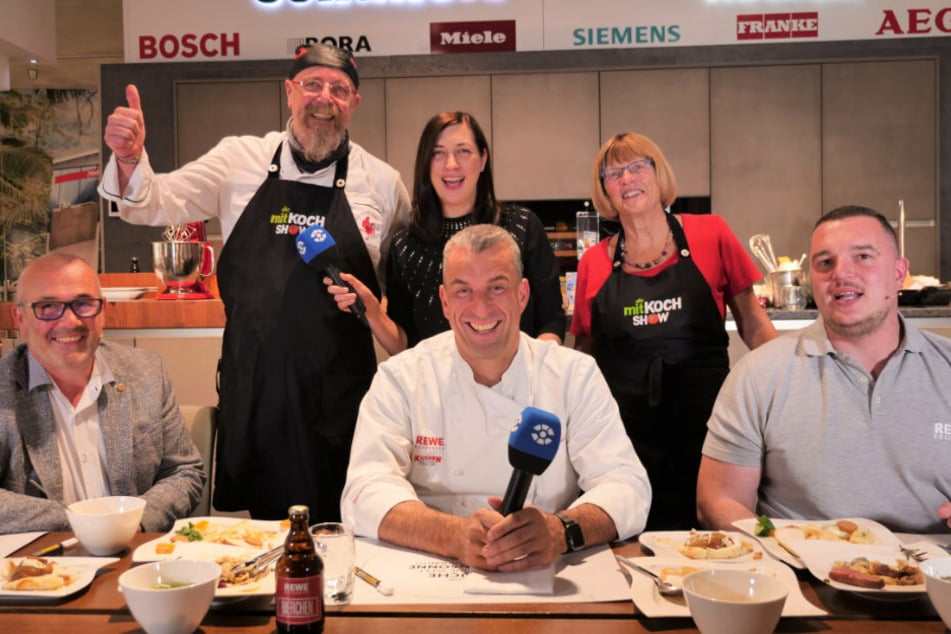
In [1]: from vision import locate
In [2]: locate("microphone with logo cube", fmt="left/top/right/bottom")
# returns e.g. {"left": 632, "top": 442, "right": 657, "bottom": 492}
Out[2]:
{"left": 296, "top": 225, "right": 369, "bottom": 328}
{"left": 499, "top": 407, "right": 562, "bottom": 516}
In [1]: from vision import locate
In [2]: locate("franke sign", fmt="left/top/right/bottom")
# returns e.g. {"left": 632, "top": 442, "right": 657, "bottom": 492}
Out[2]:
{"left": 430, "top": 20, "right": 516, "bottom": 54}
{"left": 737, "top": 13, "right": 819, "bottom": 41}
{"left": 121, "top": 1, "right": 951, "bottom": 63}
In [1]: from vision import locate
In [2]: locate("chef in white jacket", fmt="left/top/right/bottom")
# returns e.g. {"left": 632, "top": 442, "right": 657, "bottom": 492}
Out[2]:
{"left": 341, "top": 224, "right": 651, "bottom": 572}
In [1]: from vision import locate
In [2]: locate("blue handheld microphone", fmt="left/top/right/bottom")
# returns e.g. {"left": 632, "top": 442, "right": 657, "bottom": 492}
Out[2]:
{"left": 296, "top": 225, "right": 368, "bottom": 327}
{"left": 499, "top": 407, "right": 562, "bottom": 516}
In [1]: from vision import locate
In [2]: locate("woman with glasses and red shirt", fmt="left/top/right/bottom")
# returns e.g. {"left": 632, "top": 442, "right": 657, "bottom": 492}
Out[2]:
{"left": 571, "top": 132, "right": 776, "bottom": 531}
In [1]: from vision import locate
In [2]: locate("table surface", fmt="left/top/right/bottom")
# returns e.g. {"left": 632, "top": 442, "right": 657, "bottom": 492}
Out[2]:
{"left": 1, "top": 532, "right": 946, "bottom": 633}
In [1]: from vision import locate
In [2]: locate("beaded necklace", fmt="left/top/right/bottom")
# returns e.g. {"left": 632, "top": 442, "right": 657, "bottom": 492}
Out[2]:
{"left": 619, "top": 229, "right": 673, "bottom": 270}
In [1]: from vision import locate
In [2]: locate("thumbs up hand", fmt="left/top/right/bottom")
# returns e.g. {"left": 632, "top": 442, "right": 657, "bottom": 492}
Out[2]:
{"left": 104, "top": 84, "right": 146, "bottom": 164}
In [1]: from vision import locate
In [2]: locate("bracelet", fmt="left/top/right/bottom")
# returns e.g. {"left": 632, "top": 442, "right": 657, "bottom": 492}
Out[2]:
{"left": 115, "top": 154, "right": 140, "bottom": 165}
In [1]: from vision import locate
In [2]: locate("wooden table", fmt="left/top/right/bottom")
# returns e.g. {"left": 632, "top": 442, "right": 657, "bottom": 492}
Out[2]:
{"left": 1, "top": 532, "right": 945, "bottom": 633}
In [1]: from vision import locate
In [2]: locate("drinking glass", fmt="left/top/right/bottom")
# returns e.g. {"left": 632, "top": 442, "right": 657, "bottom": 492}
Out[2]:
{"left": 311, "top": 522, "right": 355, "bottom": 606}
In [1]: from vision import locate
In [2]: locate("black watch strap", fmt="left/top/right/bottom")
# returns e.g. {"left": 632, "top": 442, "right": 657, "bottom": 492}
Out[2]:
{"left": 555, "top": 511, "right": 584, "bottom": 553}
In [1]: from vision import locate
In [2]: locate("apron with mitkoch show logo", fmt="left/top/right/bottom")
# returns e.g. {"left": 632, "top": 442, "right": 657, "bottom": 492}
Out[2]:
{"left": 214, "top": 144, "right": 379, "bottom": 521}
{"left": 591, "top": 213, "right": 729, "bottom": 531}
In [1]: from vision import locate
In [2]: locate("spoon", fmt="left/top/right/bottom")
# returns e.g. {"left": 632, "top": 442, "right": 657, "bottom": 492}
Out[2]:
{"left": 617, "top": 556, "right": 683, "bottom": 596}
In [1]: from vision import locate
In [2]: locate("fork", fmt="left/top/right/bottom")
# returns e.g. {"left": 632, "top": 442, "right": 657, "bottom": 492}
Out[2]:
{"left": 899, "top": 545, "right": 927, "bottom": 562}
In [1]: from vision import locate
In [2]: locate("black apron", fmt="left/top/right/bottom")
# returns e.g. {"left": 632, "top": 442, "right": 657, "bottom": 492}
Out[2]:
{"left": 592, "top": 213, "right": 729, "bottom": 531}
{"left": 213, "top": 145, "right": 379, "bottom": 521}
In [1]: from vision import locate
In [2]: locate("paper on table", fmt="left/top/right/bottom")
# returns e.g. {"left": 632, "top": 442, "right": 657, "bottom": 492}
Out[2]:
{"left": 351, "top": 538, "right": 630, "bottom": 605}
{"left": 0, "top": 532, "right": 45, "bottom": 558}
{"left": 464, "top": 563, "right": 556, "bottom": 595}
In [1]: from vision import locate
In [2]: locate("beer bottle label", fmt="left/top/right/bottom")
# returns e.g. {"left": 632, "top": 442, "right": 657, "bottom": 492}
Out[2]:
{"left": 276, "top": 574, "right": 323, "bottom": 625}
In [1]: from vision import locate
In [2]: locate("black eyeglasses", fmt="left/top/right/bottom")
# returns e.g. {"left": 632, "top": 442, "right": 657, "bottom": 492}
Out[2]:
{"left": 22, "top": 298, "right": 104, "bottom": 321}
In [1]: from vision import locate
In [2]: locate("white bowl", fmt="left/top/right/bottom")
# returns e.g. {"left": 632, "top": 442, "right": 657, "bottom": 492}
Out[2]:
{"left": 683, "top": 569, "right": 788, "bottom": 634}
{"left": 66, "top": 496, "right": 146, "bottom": 556}
{"left": 921, "top": 556, "right": 951, "bottom": 628}
{"left": 119, "top": 559, "right": 220, "bottom": 634}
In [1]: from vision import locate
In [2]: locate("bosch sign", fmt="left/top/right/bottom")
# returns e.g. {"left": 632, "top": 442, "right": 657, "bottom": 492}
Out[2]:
{"left": 430, "top": 20, "right": 516, "bottom": 54}
{"left": 737, "top": 13, "right": 819, "bottom": 40}
{"left": 139, "top": 33, "right": 240, "bottom": 59}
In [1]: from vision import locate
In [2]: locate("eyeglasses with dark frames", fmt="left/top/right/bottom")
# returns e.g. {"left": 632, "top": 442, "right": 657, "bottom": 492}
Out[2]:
{"left": 22, "top": 298, "right": 104, "bottom": 321}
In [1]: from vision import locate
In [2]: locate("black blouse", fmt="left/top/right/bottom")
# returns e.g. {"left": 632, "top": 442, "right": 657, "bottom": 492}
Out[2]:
{"left": 385, "top": 205, "right": 567, "bottom": 347}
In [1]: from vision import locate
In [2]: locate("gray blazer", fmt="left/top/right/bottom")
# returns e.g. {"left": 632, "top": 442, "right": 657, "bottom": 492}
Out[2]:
{"left": 0, "top": 341, "right": 205, "bottom": 533}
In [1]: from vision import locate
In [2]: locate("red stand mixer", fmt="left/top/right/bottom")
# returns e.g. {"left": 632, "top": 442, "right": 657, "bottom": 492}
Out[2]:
{"left": 152, "top": 222, "right": 216, "bottom": 300}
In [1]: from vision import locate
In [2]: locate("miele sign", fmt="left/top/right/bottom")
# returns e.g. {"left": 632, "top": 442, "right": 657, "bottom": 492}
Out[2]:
{"left": 430, "top": 20, "right": 516, "bottom": 53}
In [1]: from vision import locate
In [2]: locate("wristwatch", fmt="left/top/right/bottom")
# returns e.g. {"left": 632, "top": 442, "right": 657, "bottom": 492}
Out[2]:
{"left": 555, "top": 511, "right": 584, "bottom": 553}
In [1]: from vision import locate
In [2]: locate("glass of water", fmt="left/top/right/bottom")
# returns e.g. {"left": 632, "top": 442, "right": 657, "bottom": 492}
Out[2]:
{"left": 311, "top": 522, "right": 355, "bottom": 606}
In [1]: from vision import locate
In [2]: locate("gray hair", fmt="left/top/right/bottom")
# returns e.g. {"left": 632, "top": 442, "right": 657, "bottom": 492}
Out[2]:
{"left": 443, "top": 224, "right": 523, "bottom": 280}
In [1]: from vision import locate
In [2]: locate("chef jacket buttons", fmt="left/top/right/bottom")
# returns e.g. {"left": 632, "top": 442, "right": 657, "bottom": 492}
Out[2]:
{"left": 680, "top": 248, "right": 690, "bottom": 257}
{"left": 335, "top": 178, "right": 346, "bottom": 188}
{"left": 268, "top": 164, "right": 278, "bottom": 173}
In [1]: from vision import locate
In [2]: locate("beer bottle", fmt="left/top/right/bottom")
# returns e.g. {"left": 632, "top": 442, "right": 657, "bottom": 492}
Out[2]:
{"left": 276, "top": 505, "right": 324, "bottom": 633}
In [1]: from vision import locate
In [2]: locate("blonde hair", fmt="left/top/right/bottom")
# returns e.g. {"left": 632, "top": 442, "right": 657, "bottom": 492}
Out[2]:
{"left": 590, "top": 132, "right": 678, "bottom": 220}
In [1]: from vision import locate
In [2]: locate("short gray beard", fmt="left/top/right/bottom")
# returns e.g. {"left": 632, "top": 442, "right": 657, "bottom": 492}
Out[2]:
{"left": 287, "top": 116, "right": 346, "bottom": 163}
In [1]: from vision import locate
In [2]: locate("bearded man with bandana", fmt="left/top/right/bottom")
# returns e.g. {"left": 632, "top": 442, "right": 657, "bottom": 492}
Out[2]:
{"left": 98, "top": 43, "right": 411, "bottom": 520}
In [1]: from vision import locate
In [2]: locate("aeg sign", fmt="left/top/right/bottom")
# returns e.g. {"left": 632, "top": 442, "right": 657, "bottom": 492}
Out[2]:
{"left": 736, "top": 13, "right": 819, "bottom": 40}
{"left": 877, "top": 8, "right": 951, "bottom": 35}
{"left": 139, "top": 33, "right": 241, "bottom": 60}
{"left": 430, "top": 20, "right": 516, "bottom": 54}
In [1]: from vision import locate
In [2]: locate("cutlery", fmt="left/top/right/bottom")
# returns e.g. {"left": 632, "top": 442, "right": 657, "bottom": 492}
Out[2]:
{"left": 749, "top": 234, "right": 779, "bottom": 273}
{"left": 899, "top": 545, "right": 927, "bottom": 562}
{"left": 228, "top": 544, "right": 283, "bottom": 577}
{"left": 616, "top": 556, "right": 682, "bottom": 596}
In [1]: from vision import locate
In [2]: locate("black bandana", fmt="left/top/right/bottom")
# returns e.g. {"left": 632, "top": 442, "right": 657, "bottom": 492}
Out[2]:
{"left": 288, "top": 131, "right": 350, "bottom": 173}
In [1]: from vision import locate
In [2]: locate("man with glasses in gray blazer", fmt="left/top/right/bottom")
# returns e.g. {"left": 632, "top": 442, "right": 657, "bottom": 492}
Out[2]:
{"left": 0, "top": 252, "right": 204, "bottom": 533}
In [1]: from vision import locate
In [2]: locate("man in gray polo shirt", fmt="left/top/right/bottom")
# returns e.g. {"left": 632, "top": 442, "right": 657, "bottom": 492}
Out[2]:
{"left": 697, "top": 205, "right": 951, "bottom": 534}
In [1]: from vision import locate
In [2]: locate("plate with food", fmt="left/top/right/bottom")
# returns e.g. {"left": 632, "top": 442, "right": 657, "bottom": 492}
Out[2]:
{"left": 732, "top": 516, "right": 900, "bottom": 569}
{"left": 638, "top": 530, "right": 762, "bottom": 562}
{"left": 792, "top": 540, "right": 949, "bottom": 599}
{"left": 620, "top": 555, "right": 827, "bottom": 618}
{"left": 0, "top": 556, "right": 118, "bottom": 599}
{"left": 133, "top": 517, "right": 287, "bottom": 562}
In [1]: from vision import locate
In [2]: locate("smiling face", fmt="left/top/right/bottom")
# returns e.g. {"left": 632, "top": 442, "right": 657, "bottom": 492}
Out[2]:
{"left": 601, "top": 155, "right": 664, "bottom": 219}
{"left": 13, "top": 257, "right": 105, "bottom": 386}
{"left": 429, "top": 122, "right": 487, "bottom": 218}
{"left": 439, "top": 241, "right": 528, "bottom": 371}
{"left": 809, "top": 215, "right": 907, "bottom": 340}
{"left": 285, "top": 66, "right": 360, "bottom": 162}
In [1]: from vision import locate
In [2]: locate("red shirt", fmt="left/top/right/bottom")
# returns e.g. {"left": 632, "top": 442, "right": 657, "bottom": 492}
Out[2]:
{"left": 570, "top": 214, "right": 763, "bottom": 337}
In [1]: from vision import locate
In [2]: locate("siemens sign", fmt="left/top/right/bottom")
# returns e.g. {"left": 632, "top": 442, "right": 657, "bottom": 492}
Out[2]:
{"left": 572, "top": 25, "right": 681, "bottom": 47}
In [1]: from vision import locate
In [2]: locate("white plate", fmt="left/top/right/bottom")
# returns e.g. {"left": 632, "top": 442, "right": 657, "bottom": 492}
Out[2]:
{"left": 134, "top": 539, "right": 278, "bottom": 603}
{"left": 133, "top": 517, "right": 286, "bottom": 562}
{"left": 0, "top": 556, "right": 118, "bottom": 600}
{"left": 101, "top": 287, "right": 156, "bottom": 301}
{"left": 637, "top": 530, "right": 762, "bottom": 562}
{"left": 793, "top": 540, "right": 947, "bottom": 598}
{"left": 731, "top": 517, "right": 900, "bottom": 570}
{"left": 620, "top": 555, "right": 827, "bottom": 618}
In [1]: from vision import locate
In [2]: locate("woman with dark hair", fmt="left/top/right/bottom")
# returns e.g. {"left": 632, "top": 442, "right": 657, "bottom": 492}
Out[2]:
{"left": 329, "top": 111, "right": 565, "bottom": 354}
{"left": 572, "top": 132, "right": 776, "bottom": 531}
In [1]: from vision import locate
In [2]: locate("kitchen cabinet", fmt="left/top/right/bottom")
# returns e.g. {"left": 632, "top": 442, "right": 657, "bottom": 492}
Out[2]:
{"left": 710, "top": 64, "right": 822, "bottom": 265}
{"left": 599, "top": 67, "right": 710, "bottom": 196}
{"left": 822, "top": 59, "right": 937, "bottom": 272}
{"left": 491, "top": 72, "right": 601, "bottom": 200}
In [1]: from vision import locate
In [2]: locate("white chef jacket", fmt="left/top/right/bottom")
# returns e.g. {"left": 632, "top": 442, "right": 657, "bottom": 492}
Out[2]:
{"left": 98, "top": 132, "right": 411, "bottom": 284}
{"left": 341, "top": 332, "right": 651, "bottom": 541}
